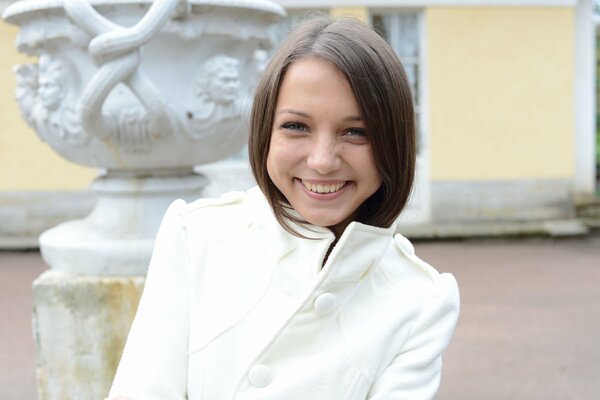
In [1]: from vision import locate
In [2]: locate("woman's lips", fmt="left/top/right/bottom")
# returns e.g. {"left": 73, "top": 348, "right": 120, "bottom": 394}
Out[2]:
{"left": 301, "top": 180, "right": 347, "bottom": 194}
{"left": 296, "top": 178, "right": 350, "bottom": 199}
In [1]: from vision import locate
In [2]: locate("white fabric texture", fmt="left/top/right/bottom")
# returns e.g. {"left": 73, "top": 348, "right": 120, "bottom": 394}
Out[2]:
{"left": 108, "top": 186, "right": 460, "bottom": 400}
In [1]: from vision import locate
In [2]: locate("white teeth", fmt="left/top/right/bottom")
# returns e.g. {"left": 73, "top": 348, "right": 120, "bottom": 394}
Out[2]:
{"left": 302, "top": 181, "right": 346, "bottom": 194}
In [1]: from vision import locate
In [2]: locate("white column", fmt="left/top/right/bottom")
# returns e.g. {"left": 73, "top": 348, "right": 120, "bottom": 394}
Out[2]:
{"left": 575, "top": 0, "right": 597, "bottom": 195}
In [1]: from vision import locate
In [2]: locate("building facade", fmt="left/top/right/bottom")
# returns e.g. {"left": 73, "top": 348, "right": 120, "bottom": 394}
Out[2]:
{"left": 0, "top": 0, "right": 596, "bottom": 246}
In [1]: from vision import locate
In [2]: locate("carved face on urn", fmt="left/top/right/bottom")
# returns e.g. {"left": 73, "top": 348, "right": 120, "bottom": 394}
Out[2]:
{"left": 194, "top": 55, "right": 241, "bottom": 104}
{"left": 38, "top": 77, "right": 63, "bottom": 110}
{"left": 37, "top": 54, "right": 75, "bottom": 111}
{"left": 13, "top": 54, "right": 88, "bottom": 146}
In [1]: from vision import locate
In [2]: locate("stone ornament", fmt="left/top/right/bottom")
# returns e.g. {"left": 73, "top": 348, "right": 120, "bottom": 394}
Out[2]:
{"left": 5, "top": 0, "right": 285, "bottom": 168}
{"left": 63, "top": 0, "right": 177, "bottom": 148}
{"left": 3, "top": 0, "right": 284, "bottom": 276}
{"left": 189, "top": 54, "right": 245, "bottom": 140}
{"left": 15, "top": 54, "right": 88, "bottom": 146}
{"left": 5, "top": 3, "right": 284, "bottom": 399}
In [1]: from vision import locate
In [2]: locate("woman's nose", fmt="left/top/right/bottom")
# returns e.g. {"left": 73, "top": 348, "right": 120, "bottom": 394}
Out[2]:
{"left": 306, "top": 136, "right": 341, "bottom": 175}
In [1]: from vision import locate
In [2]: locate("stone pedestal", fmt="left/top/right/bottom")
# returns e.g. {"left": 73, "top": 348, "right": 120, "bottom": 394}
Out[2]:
{"left": 32, "top": 271, "right": 145, "bottom": 400}
{"left": 3, "top": 0, "right": 284, "bottom": 398}
{"left": 40, "top": 169, "right": 207, "bottom": 276}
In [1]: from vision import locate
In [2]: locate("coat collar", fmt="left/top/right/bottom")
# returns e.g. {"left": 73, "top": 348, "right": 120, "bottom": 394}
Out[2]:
{"left": 323, "top": 221, "right": 395, "bottom": 283}
{"left": 245, "top": 186, "right": 395, "bottom": 283}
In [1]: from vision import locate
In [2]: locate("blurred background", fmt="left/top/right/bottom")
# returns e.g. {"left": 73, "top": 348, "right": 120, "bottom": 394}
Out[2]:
{"left": 1, "top": 0, "right": 599, "bottom": 242}
{"left": 1, "top": 0, "right": 599, "bottom": 399}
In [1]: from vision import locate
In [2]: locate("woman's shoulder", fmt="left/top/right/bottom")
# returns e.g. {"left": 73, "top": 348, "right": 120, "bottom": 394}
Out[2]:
{"left": 379, "top": 233, "right": 459, "bottom": 301}
{"left": 168, "top": 186, "right": 265, "bottom": 241}
{"left": 184, "top": 190, "right": 247, "bottom": 215}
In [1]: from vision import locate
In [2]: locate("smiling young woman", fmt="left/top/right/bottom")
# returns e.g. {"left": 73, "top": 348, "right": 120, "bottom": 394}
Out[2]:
{"left": 266, "top": 57, "right": 382, "bottom": 237}
{"left": 107, "top": 17, "right": 459, "bottom": 400}
{"left": 250, "top": 17, "right": 416, "bottom": 238}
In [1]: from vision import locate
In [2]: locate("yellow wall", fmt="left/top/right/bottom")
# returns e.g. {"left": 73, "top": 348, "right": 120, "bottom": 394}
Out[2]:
{"left": 0, "top": 22, "right": 96, "bottom": 191}
{"left": 427, "top": 7, "right": 575, "bottom": 181}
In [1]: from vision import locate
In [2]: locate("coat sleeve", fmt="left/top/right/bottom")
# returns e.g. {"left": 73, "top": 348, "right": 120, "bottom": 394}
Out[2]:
{"left": 107, "top": 200, "right": 190, "bottom": 400}
{"left": 367, "top": 273, "right": 460, "bottom": 400}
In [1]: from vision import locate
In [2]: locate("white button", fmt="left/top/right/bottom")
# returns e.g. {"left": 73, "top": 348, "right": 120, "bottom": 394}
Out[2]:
{"left": 248, "top": 364, "right": 272, "bottom": 388}
{"left": 396, "top": 235, "right": 415, "bottom": 255}
{"left": 314, "top": 293, "right": 337, "bottom": 315}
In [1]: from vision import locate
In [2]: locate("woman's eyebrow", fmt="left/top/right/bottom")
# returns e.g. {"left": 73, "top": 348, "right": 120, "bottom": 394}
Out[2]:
{"left": 275, "top": 109, "right": 363, "bottom": 122}
{"left": 343, "top": 115, "right": 364, "bottom": 122}
{"left": 275, "top": 109, "right": 310, "bottom": 118}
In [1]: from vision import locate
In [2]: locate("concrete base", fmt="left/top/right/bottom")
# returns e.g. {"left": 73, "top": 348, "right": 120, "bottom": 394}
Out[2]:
{"left": 432, "top": 179, "right": 576, "bottom": 222}
{"left": 399, "top": 218, "right": 589, "bottom": 240}
{"left": 0, "top": 191, "right": 95, "bottom": 250}
{"left": 32, "top": 270, "right": 144, "bottom": 400}
{"left": 39, "top": 171, "right": 207, "bottom": 276}
{"left": 575, "top": 194, "right": 600, "bottom": 228}
{"left": 0, "top": 161, "right": 251, "bottom": 250}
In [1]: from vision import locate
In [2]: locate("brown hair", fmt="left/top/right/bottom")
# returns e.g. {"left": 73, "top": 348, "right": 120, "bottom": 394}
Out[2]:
{"left": 249, "top": 16, "right": 416, "bottom": 235}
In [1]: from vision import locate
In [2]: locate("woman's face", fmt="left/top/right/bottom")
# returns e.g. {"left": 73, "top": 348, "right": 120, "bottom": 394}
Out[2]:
{"left": 267, "top": 57, "right": 382, "bottom": 236}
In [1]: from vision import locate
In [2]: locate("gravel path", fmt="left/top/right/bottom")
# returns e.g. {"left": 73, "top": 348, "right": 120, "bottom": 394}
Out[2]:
{"left": 1, "top": 235, "right": 599, "bottom": 399}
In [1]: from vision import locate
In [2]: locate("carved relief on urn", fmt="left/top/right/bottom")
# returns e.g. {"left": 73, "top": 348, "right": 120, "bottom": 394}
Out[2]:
{"left": 5, "top": 0, "right": 285, "bottom": 169}
{"left": 189, "top": 55, "right": 243, "bottom": 137}
{"left": 16, "top": 54, "right": 87, "bottom": 146}
{"left": 3, "top": 0, "right": 285, "bottom": 276}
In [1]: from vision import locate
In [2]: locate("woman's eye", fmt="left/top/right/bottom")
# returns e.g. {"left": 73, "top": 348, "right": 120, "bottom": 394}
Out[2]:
{"left": 281, "top": 121, "right": 309, "bottom": 132}
{"left": 344, "top": 128, "right": 367, "bottom": 138}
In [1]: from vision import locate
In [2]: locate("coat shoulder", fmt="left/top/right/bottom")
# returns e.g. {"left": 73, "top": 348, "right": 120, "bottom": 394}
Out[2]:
{"left": 379, "top": 234, "right": 456, "bottom": 297}
{"left": 183, "top": 190, "right": 246, "bottom": 215}
{"left": 177, "top": 190, "right": 252, "bottom": 241}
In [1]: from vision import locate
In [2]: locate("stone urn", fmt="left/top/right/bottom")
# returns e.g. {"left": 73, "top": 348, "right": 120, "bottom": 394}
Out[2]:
{"left": 4, "top": 1, "right": 284, "bottom": 399}
{"left": 3, "top": 0, "right": 285, "bottom": 276}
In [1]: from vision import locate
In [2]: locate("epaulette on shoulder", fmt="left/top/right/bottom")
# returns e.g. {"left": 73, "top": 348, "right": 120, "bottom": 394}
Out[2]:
{"left": 393, "top": 233, "right": 440, "bottom": 282}
{"left": 183, "top": 191, "right": 246, "bottom": 215}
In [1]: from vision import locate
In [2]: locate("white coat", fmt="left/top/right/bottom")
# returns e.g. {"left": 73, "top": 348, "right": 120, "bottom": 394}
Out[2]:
{"left": 108, "top": 186, "right": 459, "bottom": 400}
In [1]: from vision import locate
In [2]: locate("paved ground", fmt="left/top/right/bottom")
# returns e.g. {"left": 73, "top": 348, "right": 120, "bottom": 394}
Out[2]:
{"left": 1, "top": 235, "right": 599, "bottom": 399}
